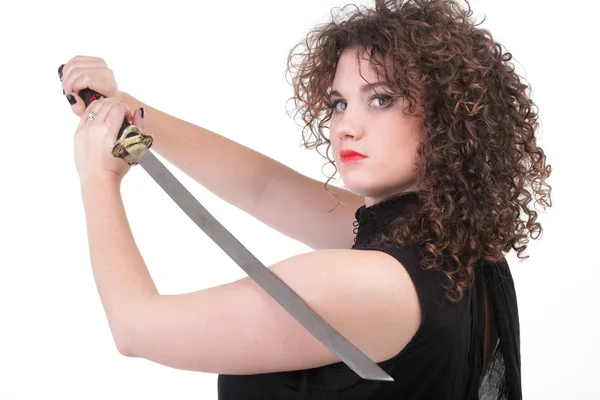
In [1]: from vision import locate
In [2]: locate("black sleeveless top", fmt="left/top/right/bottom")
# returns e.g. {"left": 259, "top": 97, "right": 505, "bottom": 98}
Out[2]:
{"left": 218, "top": 191, "right": 522, "bottom": 399}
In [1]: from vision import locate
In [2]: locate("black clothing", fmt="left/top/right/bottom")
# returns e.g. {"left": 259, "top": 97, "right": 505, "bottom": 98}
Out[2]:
{"left": 218, "top": 191, "right": 521, "bottom": 399}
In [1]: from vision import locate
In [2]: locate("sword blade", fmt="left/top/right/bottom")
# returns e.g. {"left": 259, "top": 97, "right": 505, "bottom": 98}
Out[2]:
{"left": 130, "top": 148, "right": 393, "bottom": 382}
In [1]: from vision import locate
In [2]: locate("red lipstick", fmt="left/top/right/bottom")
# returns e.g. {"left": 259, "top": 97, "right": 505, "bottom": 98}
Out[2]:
{"left": 339, "top": 149, "right": 367, "bottom": 163}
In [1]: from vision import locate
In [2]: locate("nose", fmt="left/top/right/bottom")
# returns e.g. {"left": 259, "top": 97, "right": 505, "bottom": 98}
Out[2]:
{"left": 333, "top": 106, "right": 364, "bottom": 141}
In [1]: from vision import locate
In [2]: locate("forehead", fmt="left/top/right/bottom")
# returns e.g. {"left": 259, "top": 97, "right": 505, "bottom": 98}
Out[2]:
{"left": 332, "top": 47, "right": 391, "bottom": 87}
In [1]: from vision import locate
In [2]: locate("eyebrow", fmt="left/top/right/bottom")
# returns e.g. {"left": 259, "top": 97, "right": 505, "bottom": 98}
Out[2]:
{"left": 330, "top": 82, "right": 391, "bottom": 98}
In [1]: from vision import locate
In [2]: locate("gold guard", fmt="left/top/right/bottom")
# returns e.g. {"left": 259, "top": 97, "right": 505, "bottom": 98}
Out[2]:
{"left": 111, "top": 125, "right": 154, "bottom": 166}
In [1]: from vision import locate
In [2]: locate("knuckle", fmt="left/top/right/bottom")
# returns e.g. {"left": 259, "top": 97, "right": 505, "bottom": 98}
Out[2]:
{"left": 70, "top": 70, "right": 88, "bottom": 89}
{"left": 64, "top": 72, "right": 78, "bottom": 90}
{"left": 69, "top": 67, "right": 81, "bottom": 79}
{"left": 62, "top": 64, "right": 72, "bottom": 81}
{"left": 70, "top": 56, "right": 83, "bottom": 69}
{"left": 66, "top": 55, "right": 78, "bottom": 65}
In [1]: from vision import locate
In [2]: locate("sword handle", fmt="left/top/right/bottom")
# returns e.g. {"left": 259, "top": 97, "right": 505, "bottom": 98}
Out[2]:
{"left": 58, "top": 64, "right": 153, "bottom": 165}
{"left": 58, "top": 64, "right": 130, "bottom": 141}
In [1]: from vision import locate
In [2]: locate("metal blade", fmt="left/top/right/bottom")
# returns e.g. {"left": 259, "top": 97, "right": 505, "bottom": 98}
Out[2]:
{"left": 129, "top": 147, "right": 393, "bottom": 382}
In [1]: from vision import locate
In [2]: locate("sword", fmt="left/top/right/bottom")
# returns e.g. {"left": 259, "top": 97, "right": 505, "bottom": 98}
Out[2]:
{"left": 60, "top": 67, "right": 393, "bottom": 382}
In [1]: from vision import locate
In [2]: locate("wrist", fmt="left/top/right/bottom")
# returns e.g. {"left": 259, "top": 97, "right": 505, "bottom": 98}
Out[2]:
{"left": 119, "top": 91, "right": 143, "bottom": 113}
{"left": 80, "top": 175, "right": 123, "bottom": 193}
{"left": 117, "top": 90, "right": 129, "bottom": 103}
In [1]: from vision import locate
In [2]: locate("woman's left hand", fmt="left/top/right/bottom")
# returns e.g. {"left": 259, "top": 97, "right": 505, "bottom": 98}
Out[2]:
{"left": 74, "top": 97, "right": 145, "bottom": 185}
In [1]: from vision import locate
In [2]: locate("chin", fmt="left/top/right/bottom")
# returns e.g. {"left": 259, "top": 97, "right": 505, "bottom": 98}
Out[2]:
{"left": 339, "top": 179, "right": 383, "bottom": 198}
{"left": 340, "top": 174, "right": 416, "bottom": 199}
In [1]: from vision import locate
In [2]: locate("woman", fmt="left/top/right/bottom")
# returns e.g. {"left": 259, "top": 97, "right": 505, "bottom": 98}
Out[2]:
{"left": 58, "top": 0, "right": 551, "bottom": 398}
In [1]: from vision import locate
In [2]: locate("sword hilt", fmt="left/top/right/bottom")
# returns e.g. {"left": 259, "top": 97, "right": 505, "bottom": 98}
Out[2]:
{"left": 58, "top": 64, "right": 153, "bottom": 166}
{"left": 110, "top": 125, "right": 154, "bottom": 166}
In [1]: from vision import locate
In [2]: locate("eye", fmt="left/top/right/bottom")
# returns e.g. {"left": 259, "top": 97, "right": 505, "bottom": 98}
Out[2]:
{"left": 330, "top": 99, "right": 346, "bottom": 113}
{"left": 370, "top": 94, "right": 394, "bottom": 108}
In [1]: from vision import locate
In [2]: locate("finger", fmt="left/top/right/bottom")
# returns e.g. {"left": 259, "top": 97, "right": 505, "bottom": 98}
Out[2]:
{"left": 103, "top": 102, "right": 132, "bottom": 143}
{"left": 61, "top": 61, "right": 108, "bottom": 96}
{"left": 82, "top": 98, "right": 107, "bottom": 126}
{"left": 64, "top": 55, "right": 106, "bottom": 67}
{"left": 119, "top": 101, "right": 134, "bottom": 125}
{"left": 90, "top": 99, "right": 119, "bottom": 125}
{"left": 63, "top": 67, "right": 114, "bottom": 95}
{"left": 106, "top": 101, "right": 130, "bottom": 131}
{"left": 124, "top": 107, "right": 134, "bottom": 125}
{"left": 132, "top": 107, "right": 145, "bottom": 130}
{"left": 76, "top": 101, "right": 99, "bottom": 131}
{"left": 97, "top": 98, "right": 129, "bottom": 125}
{"left": 61, "top": 57, "right": 107, "bottom": 81}
{"left": 66, "top": 72, "right": 116, "bottom": 116}
{"left": 62, "top": 60, "right": 105, "bottom": 79}
{"left": 60, "top": 63, "right": 103, "bottom": 111}
{"left": 66, "top": 92, "right": 86, "bottom": 116}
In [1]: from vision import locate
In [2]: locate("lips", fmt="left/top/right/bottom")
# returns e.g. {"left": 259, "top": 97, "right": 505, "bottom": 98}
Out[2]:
{"left": 339, "top": 149, "right": 367, "bottom": 163}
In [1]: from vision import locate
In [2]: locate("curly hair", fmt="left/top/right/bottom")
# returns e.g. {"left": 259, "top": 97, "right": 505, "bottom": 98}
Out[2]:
{"left": 286, "top": 0, "right": 552, "bottom": 301}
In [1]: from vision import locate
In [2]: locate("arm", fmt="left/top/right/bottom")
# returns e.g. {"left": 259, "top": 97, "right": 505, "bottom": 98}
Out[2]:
{"left": 80, "top": 180, "right": 420, "bottom": 374}
{"left": 121, "top": 92, "right": 364, "bottom": 249}
{"left": 120, "top": 92, "right": 282, "bottom": 214}
{"left": 80, "top": 179, "right": 158, "bottom": 352}
{"left": 61, "top": 56, "right": 363, "bottom": 250}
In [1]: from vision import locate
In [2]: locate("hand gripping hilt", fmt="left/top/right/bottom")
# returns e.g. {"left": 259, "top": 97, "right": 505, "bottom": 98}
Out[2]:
{"left": 58, "top": 64, "right": 154, "bottom": 166}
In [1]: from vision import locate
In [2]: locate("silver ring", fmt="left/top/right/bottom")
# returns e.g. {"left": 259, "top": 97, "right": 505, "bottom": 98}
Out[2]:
{"left": 87, "top": 112, "right": 96, "bottom": 120}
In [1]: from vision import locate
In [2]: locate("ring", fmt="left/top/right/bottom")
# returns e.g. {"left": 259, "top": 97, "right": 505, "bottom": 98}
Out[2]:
{"left": 87, "top": 112, "right": 96, "bottom": 120}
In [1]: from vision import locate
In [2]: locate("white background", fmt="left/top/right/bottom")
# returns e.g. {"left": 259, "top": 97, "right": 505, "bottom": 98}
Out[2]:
{"left": 1, "top": 0, "right": 598, "bottom": 398}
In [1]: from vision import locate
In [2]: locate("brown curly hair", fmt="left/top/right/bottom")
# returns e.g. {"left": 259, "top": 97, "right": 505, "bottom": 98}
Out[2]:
{"left": 286, "top": 0, "right": 552, "bottom": 301}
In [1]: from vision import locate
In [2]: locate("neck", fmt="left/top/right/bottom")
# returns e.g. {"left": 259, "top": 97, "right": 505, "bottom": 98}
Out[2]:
{"left": 364, "top": 184, "right": 420, "bottom": 207}
{"left": 352, "top": 190, "right": 421, "bottom": 249}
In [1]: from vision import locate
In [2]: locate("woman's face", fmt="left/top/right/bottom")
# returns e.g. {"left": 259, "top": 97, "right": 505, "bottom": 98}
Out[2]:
{"left": 329, "top": 48, "right": 424, "bottom": 206}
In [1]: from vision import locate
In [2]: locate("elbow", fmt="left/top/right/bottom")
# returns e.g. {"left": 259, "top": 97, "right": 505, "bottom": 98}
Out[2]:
{"left": 110, "top": 296, "right": 159, "bottom": 359}
{"left": 113, "top": 329, "right": 137, "bottom": 357}
{"left": 116, "top": 340, "right": 136, "bottom": 357}
{"left": 109, "top": 299, "right": 152, "bottom": 358}
{"left": 109, "top": 316, "right": 139, "bottom": 358}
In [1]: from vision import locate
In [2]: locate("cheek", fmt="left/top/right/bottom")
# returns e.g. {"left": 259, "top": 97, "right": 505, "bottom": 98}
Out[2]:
{"left": 380, "top": 134, "right": 420, "bottom": 171}
{"left": 330, "top": 136, "right": 342, "bottom": 157}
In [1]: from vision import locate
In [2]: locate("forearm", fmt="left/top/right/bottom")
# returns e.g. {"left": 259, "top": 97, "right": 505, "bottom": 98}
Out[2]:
{"left": 120, "top": 91, "right": 284, "bottom": 213}
{"left": 80, "top": 179, "right": 158, "bottom": 352}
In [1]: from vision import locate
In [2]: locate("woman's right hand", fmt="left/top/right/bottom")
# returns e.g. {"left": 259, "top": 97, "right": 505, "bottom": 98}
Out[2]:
{"left": 59, "top": 55, "right": 121, "bottom": 117}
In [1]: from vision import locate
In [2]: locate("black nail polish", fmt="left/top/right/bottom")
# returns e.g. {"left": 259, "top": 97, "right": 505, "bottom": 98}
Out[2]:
{"left": 62, "top": 89, "right": 65, "bottom": 95}
{"left": 66, "top": 94, "right": 76, "bottom": 105}
{"left": 140, "top": 107, "right": 145, "bottom": 118}
{"left": 58, "top": 64, "right": 64, "bottom": 80}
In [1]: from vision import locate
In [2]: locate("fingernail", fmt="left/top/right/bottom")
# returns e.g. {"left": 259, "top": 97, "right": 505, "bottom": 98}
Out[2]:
{"left": 140, "top": 107, "right": 145, "bottom": 118}
{"left": 62, "top": 89, "right": 65, "bottom": 95}
{"left": 58, "top": 64, "right": 64, "bottom": 80}
{"left": 66, "top": 94, "right": 76, "bottom": 105}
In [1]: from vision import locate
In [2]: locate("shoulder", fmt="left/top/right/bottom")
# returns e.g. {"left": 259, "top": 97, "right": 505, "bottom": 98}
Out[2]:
{"left": 264, "top": 248, "right": 422, "bottom": 363}
{"left": 269, "top": 248, "right": 417, "bottom": 305}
